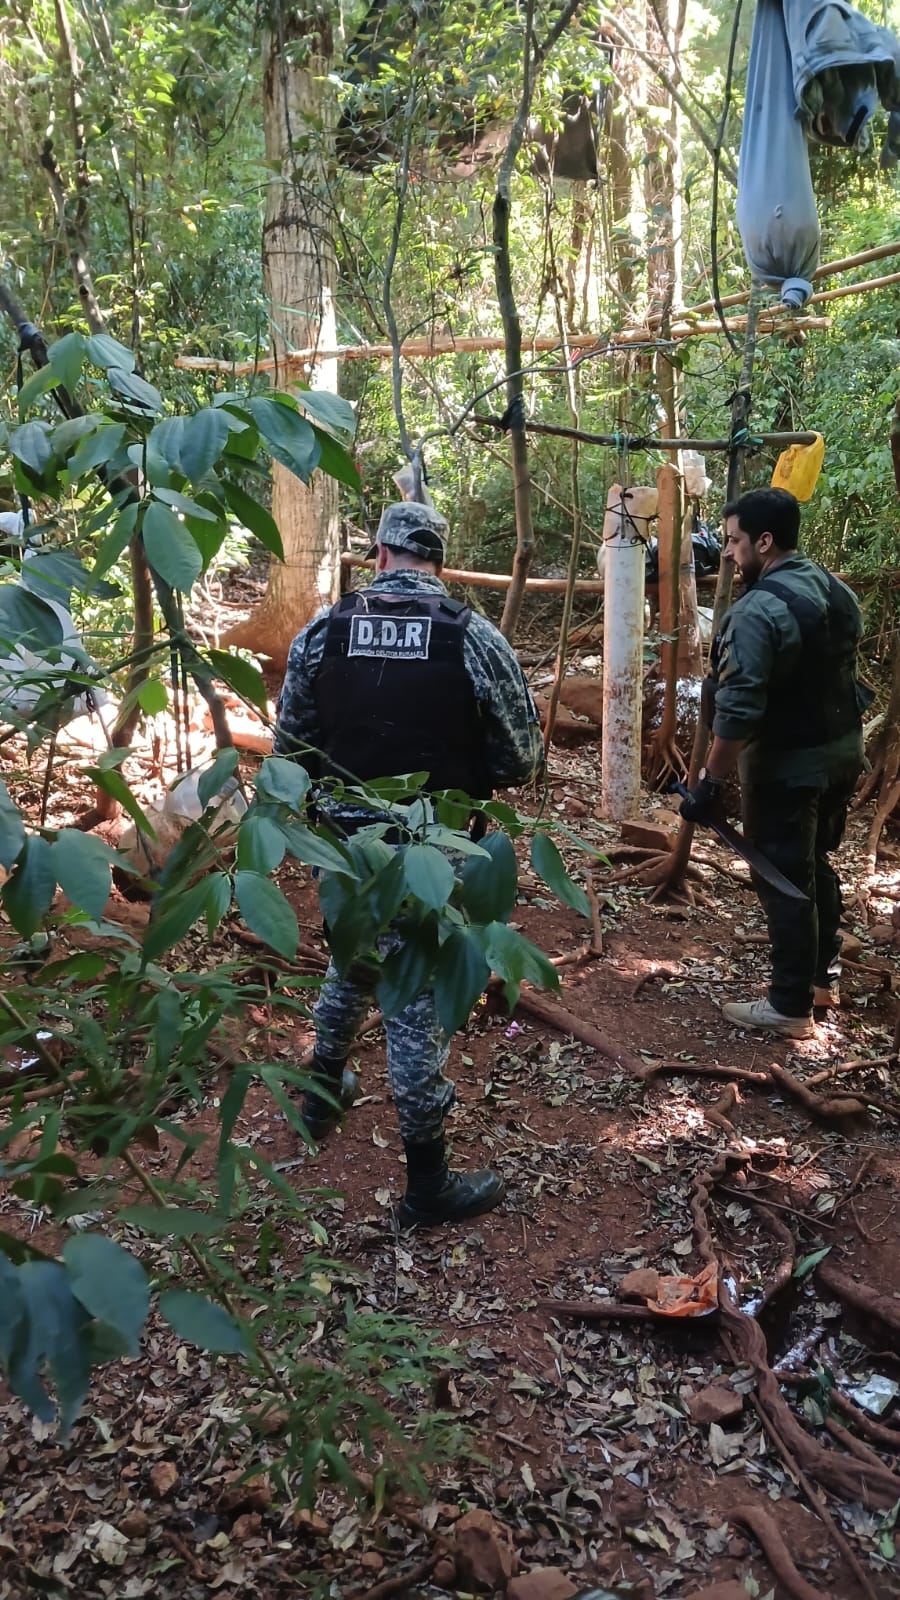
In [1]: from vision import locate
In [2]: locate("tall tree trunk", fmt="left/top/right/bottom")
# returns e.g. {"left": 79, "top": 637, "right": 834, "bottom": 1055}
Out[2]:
{"left": 228, "top": 13, "right": 339, "bottom": 674}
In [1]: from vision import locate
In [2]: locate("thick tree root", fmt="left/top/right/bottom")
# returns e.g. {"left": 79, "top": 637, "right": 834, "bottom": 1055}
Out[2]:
{"left": 730, "top": 1505, "right": 834, "bottom": 1600}
{"left": 512, "top": 989, "right": 642, "bottom": 1072}
{"left": 638, "top": 1059, "right": 771, "bottom": 1088}
{"left": 816, "top": 1258, "right": 900, "bottom": 1345}
{"left": 767, "top": 1063, "right": 869, "bottom": 1124}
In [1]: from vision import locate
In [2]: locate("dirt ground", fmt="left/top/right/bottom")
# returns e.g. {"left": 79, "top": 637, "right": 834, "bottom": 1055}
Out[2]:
{"left": 1, "top": 726, "right": 900, "bottom": 1600}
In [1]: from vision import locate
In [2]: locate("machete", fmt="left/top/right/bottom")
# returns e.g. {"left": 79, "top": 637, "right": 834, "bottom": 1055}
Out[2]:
{"left": 670, "top": 782, "right": 809, "bottom": 902}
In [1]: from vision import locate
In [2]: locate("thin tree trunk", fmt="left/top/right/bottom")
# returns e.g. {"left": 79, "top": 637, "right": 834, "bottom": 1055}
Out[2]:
{"left": 227, "top": 15, "right": 339, "bottom": 674}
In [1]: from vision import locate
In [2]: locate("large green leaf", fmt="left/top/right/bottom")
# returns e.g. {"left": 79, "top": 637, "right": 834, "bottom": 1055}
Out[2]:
{"left": 149, "top": 416, "right": 186, "bottom": 470}
{"left": 205, "top": 871, "right": 232, "bottom": 936}
{"left": 377, "top": 919, "right": 436, "bottom": 1017}
{"left": 82, "top": 768, "right": 156, "bottom": 838}
{"left": 47, "top": 332, "right": 87, "bottom": 395}
{"left": 2, "top": 835, "right": 57, "bottom": 937}
{"left": 480, "top": 920, "right": 559, "bottom": 1012}
{"left": 249, "top": 396, "right": 320, "bottom": 481}
{"left": 52, "top": 830, "right": 116, "bottom": 921}
{"left": 9, "top": 1260, "right": 92, "bottom": 1437}
{"left": 117, "top": 1206, "right": 225, "bottom": 1239}
{"left": 0, "top": 779, "right": 25, "bottom": 870}
{"left": 107, "top": 367, "right": 163, "bottom": 413}
{"left": 197, "top": 748, "right": 240, "bottom": 809}
{"left": 402, "top": 843, "right": 455, "bottom": 911}
{"left": 236, "top": 811, "right": 286, "bottom": 874}
{"left": 234, "top": 870, "right": 298, "bottom": 957}
{"left": 280, "top": 821, "right": 355, "bottom": 874}
{"left": 20, "top": 550, "right": 92, "bottom": 607}
{"left": 142, "top": 500, "right": 202, "bottom": 592}
{"left": 530, "top": 832, "right": 590, "bottom": 916}
{"left": 293, "top": 388, "right": 357, "bottom": 438}
{"left": 222, "top": 478, "right": 284, "bottom": 560}
{"left": 9, "top": 421, "right": 53, "bottom": 476}
{"left": 85, "top": 332, "right": 135, "bottom": 372}
{"left": 143, "top": 877, "right": 212, "bottom": 960}
{"left": 179, "top": 407, "right": 230, "bottom": 482}
{"left": 433, "top": 928, "right": 490, "bottom": 1035}
{"left": 0, "top": 1253, "right": 26, "bottom": 1364}
{"left": 159, "top": 1290, "right": 248, "bottom": 1354}
{"left": 16, "top": 365, "right": 58, "bottom": 412}
{"left": 208, "top": 648, "right": 268, "bottom": 711}
{"left": 311, "top": 426, "right": 362, "bottom": 489}
{"left": 255, "top": 756, "right": 310, "bottom": 808}
{"left": 152, "top": 487, "right": 219, "bottom": 522}
{"left": 91, "top": 502, "right": 139, "bottom": 583}
{"left": 459, "top": 831, "right": 518, "bottom": 924}
{"left": 67, "top": 421, "right": 127, "bottom": 481}
{"left": 62, "top": 1234, "right": 149, "bottom": 1359}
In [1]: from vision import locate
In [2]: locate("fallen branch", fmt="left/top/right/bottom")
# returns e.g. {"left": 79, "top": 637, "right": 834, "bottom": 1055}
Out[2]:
{"left": 816, "top": 1258, "right": 900, "bottom": 1343}
{"left": 830, "top": 1389, "right": 900, "bottom": 1449}
{"left": 540, "top": 1299, "right": 659, "bottom": 1323}
{"left": 513, "top": 989, "right": 642, "bottom": 1071}
{"left": 825, "top": 1416, "right": 894, "bottom": 1474}
{"left": 804, "top": 1056, "right": 898, "bottom": 1087}
{"left": 730, "top": 1505, "right": 834, "bottom": 1600}
{"left": 637, "top": 1059, "right": 771, "bottom": 1087}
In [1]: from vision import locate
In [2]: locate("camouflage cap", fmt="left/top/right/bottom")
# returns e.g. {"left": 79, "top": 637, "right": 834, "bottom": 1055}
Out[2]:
{"left": 366, "top": 501, "right": 447, "bottom": 563}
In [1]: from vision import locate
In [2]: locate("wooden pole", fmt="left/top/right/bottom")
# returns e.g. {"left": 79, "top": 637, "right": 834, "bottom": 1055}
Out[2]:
{"left": 651, "top": 238, "right": 900, "bottom": 321}
{"left": 473, "top": 419, "right": 821, "bottom": 453}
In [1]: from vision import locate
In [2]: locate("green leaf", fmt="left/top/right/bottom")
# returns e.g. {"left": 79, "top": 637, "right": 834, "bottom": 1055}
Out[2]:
{"left": 205, "top": 871, "right": 232, "bottom": 936}
{"left": 312, "top": 426, "right": 362, "bottom": 489}
{"left": 0, "top": 779, "right": 25, "bottom": 870}
{"left": 236, "top": 811, "right": 286, "bottom": 873}
{"left": 208, "top": 648, "right": 268, "bottom": 711}
{"left": 530, "top": 832, "right": 590, "bottom": 916}
{"left": 197, "top": 748, "right": 240, "bottom": 809}
{"left": 137, "top": 679, "right": 168, "bottom": 715}
{"left": 222, "top": 478, "right": 284, "bottom": 559}
{"left": 794, "top": 1245, "right": 832, "bottom": 1281}
{"left": 0, "top": 1253, "right": 26, "bottom": 1363}
{"left": 9, "top": 420, "right": 53, "bottom": 475}
{"left": 433, "top": 928, "right": 490, "bottom": 1034}
{"left": 152, "top": 487, "right": 219, "bottom": 522}
{"left": 2, "top": 836, "right": 57, "bottom": 937}
{"left": 294, "top": 388, "right": 357, "bottom": 438}
{"left": 159, "top": 1290, "right": 248, "bottom": 1354}
{"left": 142, "top": 500, "right": 202, "bottom": 591}
{"left": 52, "top": 830, "right": 115, "bottom": 921}
{"left": 281, "top": 822, "right": 355, "bottom": 874}
{"left": 480, "top": 920, "right": 559, "bottom": 1011}
{"left": 16, "top": 365, "right": 57, "bottom": 413}
{"left": 149, "top": 416, "right": 186, "bottom": 470}
{"left": 234, "top": 871, "right": 298, "bottom": 958}
{"left": 143, "top": 878, "right": 212, "bottom": 961}
{"left": 377, "top": 919, "right": 437, "bottom": 1017}
{"left": 67, "top": 421, "right": 127, "bottom": 480}
{"left": 0, "top": 584, "right": 64, "bottom": 650}
{"left": 402, "top": 843, "right": 455, "bottom": 911}
{"left": 249, "top": 396, "right": 320, "bottom": 481}
{"left": 256, "top": 756, "right": 310, "bottom": 808}
{"left": 84, "top": 768, "right": 156, "bottom": 837}
{"left": 10, "top": 1260, "right": 92, "bottom": 1437}
{"left": 179, "top": 407, "right": 230, "bottom": 482}
{"left": 19, "top": 550, "right": 90, "bottom": 607}
{"left": 117, "top": 1206, "right": 225, "bottom": 1239}
{"left": 62, "top": 1234, "right": 149, "bottom": 1359}
{"left": 47, "top": 332, "right": 87, "bottom": 395}
{"left": 85, "top": 332, "right": 136, "bottom": 372}
{"left": 107, "top": 367, "right": 163, "bottom": 413}
{"left": 90, "top": 502, "right": 139, "bottom": 583}
{"left": 459, "top": 832, "right": 518, "bottom": 924}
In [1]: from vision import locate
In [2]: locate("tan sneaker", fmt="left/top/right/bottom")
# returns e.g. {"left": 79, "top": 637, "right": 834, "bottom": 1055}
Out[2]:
{"left": 722, "top": 998, "right": 814, "bottom": 1039}
{"left": 813, "top": 984, "right": 839, "bottom": 1009}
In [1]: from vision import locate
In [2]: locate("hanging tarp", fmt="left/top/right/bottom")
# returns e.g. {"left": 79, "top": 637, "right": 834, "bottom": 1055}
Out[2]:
{"left": 783, "top": 0, "right": 900, "bottom": 164}
{"left": 737, "top": 0, "right": 821, "bottom": 308}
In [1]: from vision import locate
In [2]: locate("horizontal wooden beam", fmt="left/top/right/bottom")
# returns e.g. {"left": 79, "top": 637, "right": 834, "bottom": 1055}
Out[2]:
{"left": 654, "top": 238, "right": 900, "bottom": 321}
{"left": 338, "top": 553, "right": 719, "bottom": 593}
{"left": 174, "top": 314, "right": 830, "bottom": 375}
{"left": 472, "top": 419, "right": 822, "bottom": 453}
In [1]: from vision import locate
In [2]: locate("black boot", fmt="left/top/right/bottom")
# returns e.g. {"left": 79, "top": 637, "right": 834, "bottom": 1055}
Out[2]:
{"left": 300, "top": 1055, "right": 359, "bottom": 1142}
{"left": 397, "top": 1135, "right": 505, "bottom": 1229}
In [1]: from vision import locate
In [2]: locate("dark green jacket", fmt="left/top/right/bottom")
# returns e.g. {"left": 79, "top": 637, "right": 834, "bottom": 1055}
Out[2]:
{"left": 713, "top": 554, "right": 864, "bottom": 788}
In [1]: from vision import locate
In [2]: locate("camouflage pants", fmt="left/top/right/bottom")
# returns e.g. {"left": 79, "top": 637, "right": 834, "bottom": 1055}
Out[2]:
{"left": 313, "top": 930, "right": 456, "bottom": 1144}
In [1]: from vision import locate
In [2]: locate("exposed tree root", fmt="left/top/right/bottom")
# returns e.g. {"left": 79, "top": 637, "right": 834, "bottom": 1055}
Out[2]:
{"left": 347, "top": 1550, "right": 440, "bottom": 1600}
{"left": 512, "top": 988, "right": 642, "bottom": 1072}
{"left": 767, "top": 1062, "right": 869, "bottom": 1124}
{"left": 816, "top": 1258, "right": 900, "bottom": 1344}
{"left": 540, "top": 1299, "right": 658, "bottom": 1324}
{"left": 825, "top": 1416, "right": 895, "bottom": 1474}
{"left": 830, "top": 1388, "right": 900, "bottom": 1449}
{"left": 730, "top": 1505, "right": 834, "bottom": 1600}
{"left": 805, "top": 1056, "right": 898, "bottom": 1088}
{"left": 637, "top": 1059, "right": 771, "bottom": 1088}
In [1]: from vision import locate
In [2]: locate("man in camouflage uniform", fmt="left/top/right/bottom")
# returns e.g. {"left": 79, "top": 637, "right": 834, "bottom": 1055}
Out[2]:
{"left": 680, "top": 487, "right": 864, "bottom": 1038}
{"left": 275, "top": 501, "right": 543, "bottom": 1226}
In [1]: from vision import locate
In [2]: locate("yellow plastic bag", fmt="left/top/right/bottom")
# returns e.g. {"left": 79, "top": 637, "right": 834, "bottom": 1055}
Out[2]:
{"left": 771, "top": 432, "right": 825, "bottom": 501}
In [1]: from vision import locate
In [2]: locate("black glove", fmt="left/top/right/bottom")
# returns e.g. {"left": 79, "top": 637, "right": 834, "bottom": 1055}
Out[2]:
{"left": 679, "top": 773, "right": 725, "bottom": 823}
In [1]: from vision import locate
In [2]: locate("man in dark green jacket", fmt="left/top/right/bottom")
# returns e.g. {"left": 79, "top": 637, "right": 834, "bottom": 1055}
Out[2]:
{"left": 679, "top": 487, "right": 864, "bottom": 1038}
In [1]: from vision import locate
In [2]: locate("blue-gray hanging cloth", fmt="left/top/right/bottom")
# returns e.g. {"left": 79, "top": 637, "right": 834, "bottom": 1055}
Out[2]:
{"left": 783, "top": 0, "right": 900, "bottom": 166}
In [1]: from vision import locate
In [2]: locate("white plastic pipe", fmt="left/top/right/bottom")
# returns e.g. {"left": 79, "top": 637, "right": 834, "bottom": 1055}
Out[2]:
{"left": 601, "top": 483, "right": 654, "bottom": 820}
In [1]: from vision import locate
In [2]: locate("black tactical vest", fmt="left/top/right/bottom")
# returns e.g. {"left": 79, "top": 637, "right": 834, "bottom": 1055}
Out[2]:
{"left": 709, "top": 568, "right": 861, "bottom": 748}
{"left": 312, "top": 590, "right": 489, "bottom": 795}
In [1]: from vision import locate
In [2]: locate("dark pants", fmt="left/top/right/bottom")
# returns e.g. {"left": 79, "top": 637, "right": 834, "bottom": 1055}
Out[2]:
{"left": 741, "top": 768, "right": 860, "bottom": 1017}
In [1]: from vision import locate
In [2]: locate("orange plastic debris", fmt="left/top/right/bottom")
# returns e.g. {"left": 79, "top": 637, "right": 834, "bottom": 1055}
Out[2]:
{"left": 647, "top": 1260, "right": 718, "bottom": 1319}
